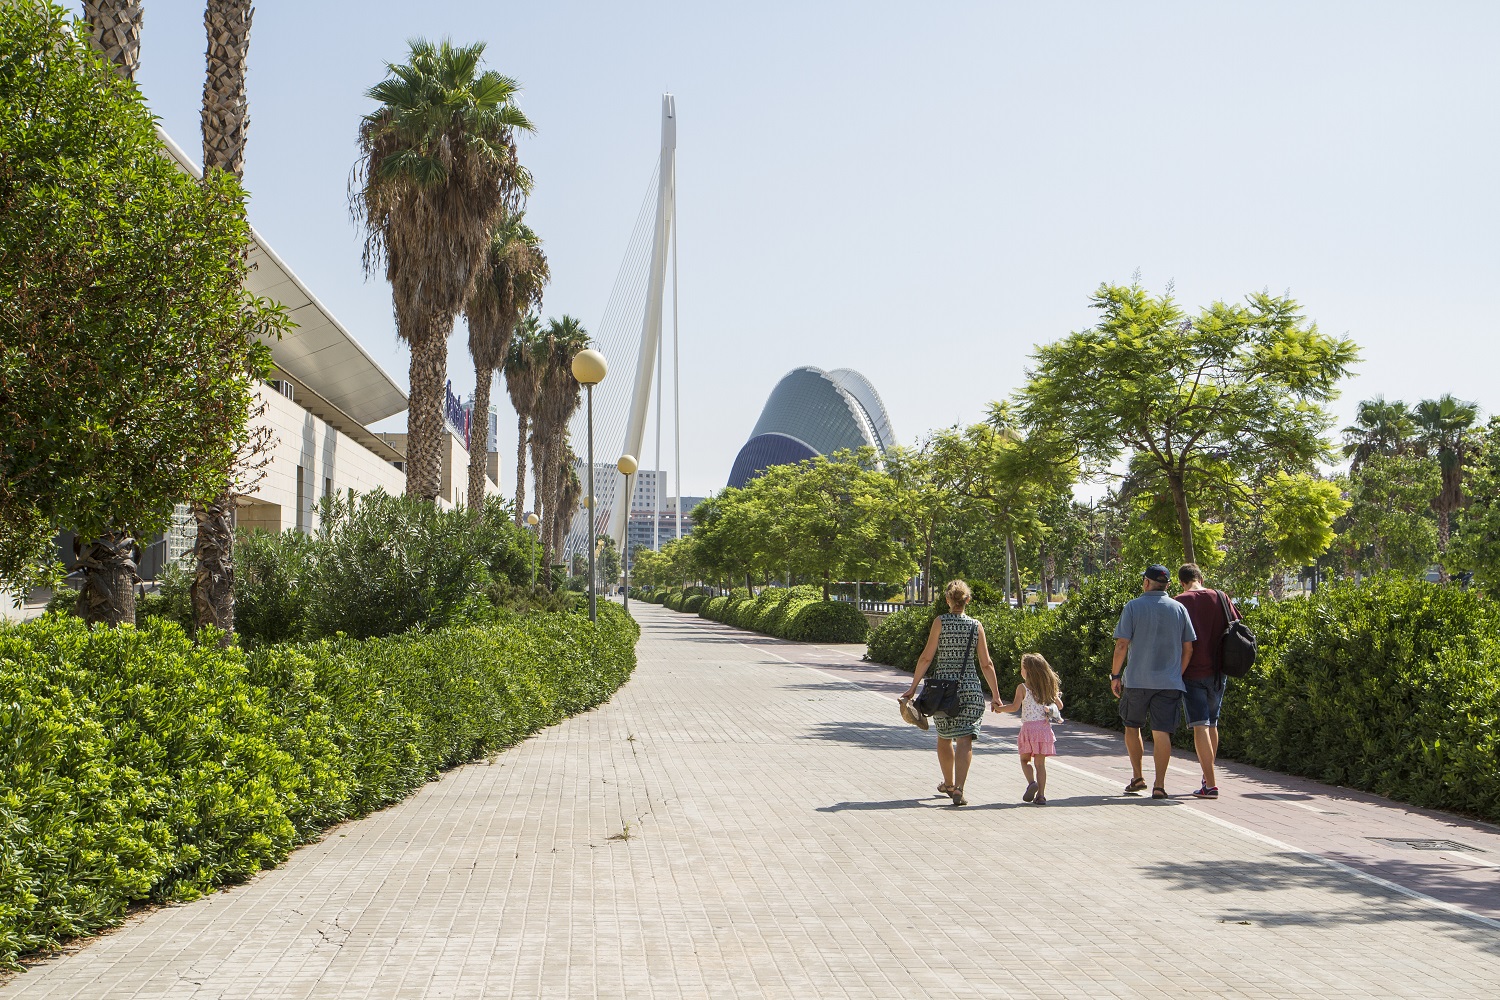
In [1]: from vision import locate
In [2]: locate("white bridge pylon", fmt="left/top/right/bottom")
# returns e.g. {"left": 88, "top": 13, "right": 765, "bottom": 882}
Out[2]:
{"left": 604, "top": 94, "right": 678, "bottom": 551}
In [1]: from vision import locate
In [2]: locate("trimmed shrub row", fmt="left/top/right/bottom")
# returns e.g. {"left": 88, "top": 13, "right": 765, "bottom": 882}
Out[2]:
{"left": 697, "top": 586, "right": 869, "bottom": 644}
{"left": 0, "top": 603, "right": 638, "bottom": 967}
{"left": 866, "top": 574, "right": 1500, "bottom": 822}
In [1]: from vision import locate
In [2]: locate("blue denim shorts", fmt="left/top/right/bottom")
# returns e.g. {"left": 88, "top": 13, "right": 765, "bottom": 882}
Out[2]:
{"left": 1183, "top": 674, "right": 1226, "bottom": 728}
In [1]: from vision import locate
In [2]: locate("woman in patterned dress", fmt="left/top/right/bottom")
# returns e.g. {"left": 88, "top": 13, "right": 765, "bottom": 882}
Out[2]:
{"left": 899, "top": 580, "right": 1003, "bottom": 805}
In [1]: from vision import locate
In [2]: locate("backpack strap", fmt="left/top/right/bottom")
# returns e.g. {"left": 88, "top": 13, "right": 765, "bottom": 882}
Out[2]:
{"left": 1215, "top": 589, "right": 1239, "bottom": 621}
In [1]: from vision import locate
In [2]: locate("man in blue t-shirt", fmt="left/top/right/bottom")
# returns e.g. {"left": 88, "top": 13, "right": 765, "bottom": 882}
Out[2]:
{"left": 1111, "top": 564, "right": 1196, "bottom": 798}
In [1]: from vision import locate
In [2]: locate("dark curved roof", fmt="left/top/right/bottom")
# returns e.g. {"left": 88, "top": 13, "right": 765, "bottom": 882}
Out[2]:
{"left": 727, "top": 432, "right": 819, "bottom": 490}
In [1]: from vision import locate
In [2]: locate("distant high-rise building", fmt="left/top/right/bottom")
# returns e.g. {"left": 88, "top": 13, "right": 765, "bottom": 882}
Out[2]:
{"left": 459, "top": 395, "right": 500, "bottom": 453}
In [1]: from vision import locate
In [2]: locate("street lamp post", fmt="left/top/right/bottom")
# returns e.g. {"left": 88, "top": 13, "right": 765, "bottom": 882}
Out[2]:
{"left": 617, "top": 454, "right": 638, "bottom": 612}
{"left": 525, "top": 511, "right": 540, "bottom": 591}
{"left": 571, "top": 349, "right": 608, "bottom": 622}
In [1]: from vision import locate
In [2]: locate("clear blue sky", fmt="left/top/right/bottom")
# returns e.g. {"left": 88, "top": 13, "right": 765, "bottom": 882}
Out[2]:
{"left": 96, "top": 1, "right": 1499, "bottom": 497}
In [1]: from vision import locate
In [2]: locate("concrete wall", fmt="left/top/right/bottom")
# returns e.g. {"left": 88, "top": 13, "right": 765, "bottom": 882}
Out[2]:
{"left": 244, "top": 386, "right": 407, "bottom": 533}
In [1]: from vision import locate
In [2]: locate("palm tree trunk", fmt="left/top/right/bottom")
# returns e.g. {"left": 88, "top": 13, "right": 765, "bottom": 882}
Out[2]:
{"left": 467, "top": 363, "right": 494, "bottom": 512}
{"left": 1007, "top": 532, "right": 1022, "bottom": 608}
{"left": 75, "top": 531, "right": 138, "bottom": 626}
{"left": 407, "top": 328, "right": 449, "bottom": 502}
{"left": 1436, "top": 509, "right": 1451, "bottom": 583}
{"left": 531, "top": 432, "right": 551, "bottom": 585}
{"left": 191, "top": 492, "right": 235, "bottom": 637}
{"left": 513, "top": 413, "right": 529, "bottom": 523}
{"left": 81, "top": 1, "right": 143, "bottom": 81}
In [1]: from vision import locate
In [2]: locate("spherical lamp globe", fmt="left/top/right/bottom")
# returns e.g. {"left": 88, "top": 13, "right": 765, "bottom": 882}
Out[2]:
{"left": 525, "top": 512, "right": 539, "bottom": 527}
{"left": 617, "top": 454, "right": 639, "bottom": 476}
{"left": 571, "top": 349, "right": 608, "bottom": 386}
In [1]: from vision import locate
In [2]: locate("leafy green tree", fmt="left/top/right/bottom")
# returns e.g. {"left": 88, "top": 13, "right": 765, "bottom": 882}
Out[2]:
{"left": 1413, "top": 394, "right": 1479, "bottom": 579}
{"left": 1333, "top": 455, "right": 1440, "bottom": 578}
{"left": 595, "top": 533, "right": 621, "bottom": 588}
{"left": 353, "top": 38, "right": 533, "bottom": 502}
{"left": 1451, "top": 417, "right": 1500, "bottom": 591}
{"left": 0, "top": 4, "right": 285, "bottom": 620}
{"left": 1021, "top": 283, "right": 1359, "bottom": 563}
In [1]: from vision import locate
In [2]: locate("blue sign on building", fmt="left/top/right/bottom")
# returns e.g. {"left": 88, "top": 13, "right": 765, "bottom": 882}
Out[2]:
{"left": 444, "top": 380, "right": 471, "bottom": 447}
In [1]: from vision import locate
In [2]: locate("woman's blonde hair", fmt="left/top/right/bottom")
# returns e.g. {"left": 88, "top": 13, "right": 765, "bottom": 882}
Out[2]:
{"left": 944, "top": 579, "right": 972, "bottom": 612}
{"left": 1021, "top": 653, "right": 1061, "bottom": 706}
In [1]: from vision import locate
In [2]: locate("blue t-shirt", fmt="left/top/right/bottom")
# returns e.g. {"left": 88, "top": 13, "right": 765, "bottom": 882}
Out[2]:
{"left": 1113, "top": 591, "right": 1196, "bottom": 692}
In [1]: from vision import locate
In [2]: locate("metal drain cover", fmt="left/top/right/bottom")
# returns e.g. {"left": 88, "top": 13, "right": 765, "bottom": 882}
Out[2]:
{"left": 1370, "top": 837, "right": 1483, "bottom": 853}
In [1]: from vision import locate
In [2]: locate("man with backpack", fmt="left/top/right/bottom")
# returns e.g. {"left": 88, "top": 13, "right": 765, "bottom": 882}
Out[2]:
{"left": 1172, "top": 563, "right": 1245, "bottom": 800}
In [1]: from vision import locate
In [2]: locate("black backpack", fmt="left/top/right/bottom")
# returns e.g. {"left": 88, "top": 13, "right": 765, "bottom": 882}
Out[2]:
{"left": 1215, "top": 589, "right": 1257, "bottom": 678}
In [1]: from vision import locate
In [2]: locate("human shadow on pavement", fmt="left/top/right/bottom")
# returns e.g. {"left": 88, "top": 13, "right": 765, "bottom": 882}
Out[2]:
{"left": 817, "top": 794, "right": 1114, "bottom": 812}
{"left": 802, "top": 720, "right": 941, "bottom": 750}
{"left": 1137, "top": 852, "right": 1500, "bottom": 955}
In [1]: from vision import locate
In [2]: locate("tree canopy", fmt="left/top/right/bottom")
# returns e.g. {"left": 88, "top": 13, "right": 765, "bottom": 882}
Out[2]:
{"left": 0, "top": 3, "right": 285, "bottom": 593}
{"left": 1020, "top": 283, "right": 1359, "bottom": 564}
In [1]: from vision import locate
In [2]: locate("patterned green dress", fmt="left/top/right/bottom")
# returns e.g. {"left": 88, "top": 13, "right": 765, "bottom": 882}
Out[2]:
{"left": 931, "top": 613, "right": 985, "bottom": 740}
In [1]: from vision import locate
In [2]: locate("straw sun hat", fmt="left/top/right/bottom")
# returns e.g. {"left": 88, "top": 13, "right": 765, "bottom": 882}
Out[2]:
{"left": 899, "top": 696, "right": 929, "bottom": 730}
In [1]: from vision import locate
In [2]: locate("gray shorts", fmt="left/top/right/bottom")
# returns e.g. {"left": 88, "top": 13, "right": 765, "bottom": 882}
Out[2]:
{"left": 1119, "top": 687, "right": 1183, "bottom": 734}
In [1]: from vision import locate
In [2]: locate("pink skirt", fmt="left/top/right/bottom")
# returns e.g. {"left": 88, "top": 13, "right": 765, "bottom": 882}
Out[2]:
{"left": 1017, "top": 720, "right": 1056, "bottom": 756}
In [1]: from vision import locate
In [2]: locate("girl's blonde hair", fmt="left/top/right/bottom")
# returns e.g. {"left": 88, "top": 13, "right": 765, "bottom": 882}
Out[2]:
{"left": 1021, "top": 653, "right": 1061, "bottom": 706}
{"left": 944, "top": 579, "right": 972, "bottom": 612}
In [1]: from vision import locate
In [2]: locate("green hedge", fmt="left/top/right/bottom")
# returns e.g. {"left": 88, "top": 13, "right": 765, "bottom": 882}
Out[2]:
{"left": 0, "top": 603, "right": 638, "bottom": 967}
{"left": 698, "top": 586, "right": 870, "bottom": 644}
{"left": 866, "top": 574, "right": 1500, "bottom": 821}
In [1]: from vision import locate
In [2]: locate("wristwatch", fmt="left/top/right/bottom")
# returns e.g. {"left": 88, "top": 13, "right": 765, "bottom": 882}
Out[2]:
{"left": 1110, "top": 673, "right": 1122, "bottom": 681}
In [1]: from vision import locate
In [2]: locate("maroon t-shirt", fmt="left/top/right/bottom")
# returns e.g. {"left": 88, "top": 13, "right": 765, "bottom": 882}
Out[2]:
{"left": 1173, "top": 588, "right": 1237, "bottom": 679}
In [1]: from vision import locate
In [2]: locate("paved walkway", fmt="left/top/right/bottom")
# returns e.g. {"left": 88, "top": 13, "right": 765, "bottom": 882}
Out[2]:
{"left": 7, "top": 603, "right": 1498, "bottom": 999}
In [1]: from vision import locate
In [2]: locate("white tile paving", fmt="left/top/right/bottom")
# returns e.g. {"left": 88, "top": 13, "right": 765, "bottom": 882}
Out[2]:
{"left": 5, "top": 603, "right": 1497, "bottom": 998}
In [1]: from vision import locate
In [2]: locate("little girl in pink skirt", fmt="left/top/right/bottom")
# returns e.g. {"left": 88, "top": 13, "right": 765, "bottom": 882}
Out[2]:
{"left": 996, "top": 653, "right": 1064, "bottom": 805}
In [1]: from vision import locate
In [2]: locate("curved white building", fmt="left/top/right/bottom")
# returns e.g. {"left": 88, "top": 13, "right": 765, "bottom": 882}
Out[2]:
{"left": 726, "top": 366, "right": 896, "bottom": 489}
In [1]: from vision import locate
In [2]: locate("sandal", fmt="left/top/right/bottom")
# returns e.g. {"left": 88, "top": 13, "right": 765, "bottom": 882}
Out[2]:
{"left": 1124, "top": 777, "right": 1148, "bottom": 796}
{"left": 1152, "top": 787, "right": 1169, "bottom": 799}
{"left": 937, "top": 782, "right": 956, "bottom": 796}
{"left": 1033, "top": 794, "right": 1047, "bottom": 806}
{"left": 1023, "top": 781, "right": 1039, "bottom": 803}
{"left": 949, "top": 786, "right": 968, "bottom": 806}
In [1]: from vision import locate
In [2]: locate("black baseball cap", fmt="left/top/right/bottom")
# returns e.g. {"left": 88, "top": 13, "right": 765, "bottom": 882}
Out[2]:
{"left": 1143, "top": 564, "right": 1171, "bottom": 585}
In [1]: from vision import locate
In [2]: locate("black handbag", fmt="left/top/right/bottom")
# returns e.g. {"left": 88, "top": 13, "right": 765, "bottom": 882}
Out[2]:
{"left": 914, "top": 621, "right": 974, "bottom": 718}
{"left": 1215, "top": 589, "right": 1258, "bottom": 678}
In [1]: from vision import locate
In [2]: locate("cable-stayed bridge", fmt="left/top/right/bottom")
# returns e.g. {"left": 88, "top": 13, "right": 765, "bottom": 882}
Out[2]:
{"left": 562, "top": 95, "right": 681, "bottom": 565}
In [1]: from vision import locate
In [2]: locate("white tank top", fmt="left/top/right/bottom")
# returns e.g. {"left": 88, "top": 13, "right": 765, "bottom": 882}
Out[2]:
{"left": 1021, "top": 686, "right": 1050, "bottom": 723}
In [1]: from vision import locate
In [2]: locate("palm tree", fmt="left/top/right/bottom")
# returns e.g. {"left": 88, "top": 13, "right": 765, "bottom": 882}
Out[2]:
{"left": 555, "top": 445, "right": 583, "bottom": 566}
{"left": 1414, "top": 394, "right": 1480, "bottom": 578}
{"left": 503, "top": 314, "right": 545, "bottom": 522}
{"left": 1341, "top": 396, "right": 1416, "bottom": 471}
{"left": 72, "top": 0, "right": 145, "bottom": 626}
{"left": 190, "top": 0, "right": 256, "bottom": 637}
{"left": 353, "top": 39, "right": 533, "bottom": 502}
{"left": 530, "top": 316, "right": 589, "bottom": 584}
{"left": 463, "top": 214, "right": 548, "bottom": 512}
{"left": 80, "top": 1, "right": 143, "bottom": 81}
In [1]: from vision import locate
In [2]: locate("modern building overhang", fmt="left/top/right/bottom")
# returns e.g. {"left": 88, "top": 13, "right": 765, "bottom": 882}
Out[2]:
{"left": 156, "top": 130, "right": 408, "bottom": 427}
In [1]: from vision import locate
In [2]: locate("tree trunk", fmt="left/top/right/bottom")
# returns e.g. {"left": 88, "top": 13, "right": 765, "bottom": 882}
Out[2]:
{"left": 1167, "top": 471, "right": 1196, "bottom": 564}
{"left": 76, "top": 531, "right": 138, "bottom": 626}
{"left": 201, "top": 1, "right": 253, "bottom": 176}
{"left": 81, "top": 1, "right": 143, "bottom": 81}
{"left": 1007, "top": 533, "right": 1022, "bottom": 608}
{"left": 406, "top": 328, "right": 450, "bottom": 502}
{"left": 190, "top": 492, "right": 236, "bottom": 638}
{"left": 922, "top": 521, "right": 934, "bottom": 604}
{"left": 531, "top": 433, "right": 552, "bottom": 586}
{"left": 513, "top": 413, "right": 529, "bottom": 523}
{"left": 822, "top": 570, "right": 830, "bottom": 602}
{"left": 1270, "top": 571, "right": 1286, "bottom": 601}
{"left": 1436, "top": 509, "right": 1451, "bottom": 583}
{"left": 467, "top": 363, "right": 494, "bottom": 512}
